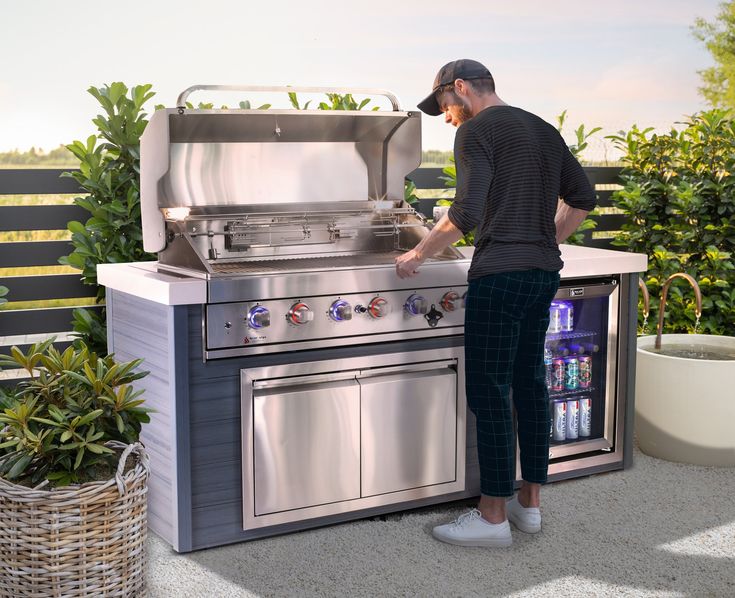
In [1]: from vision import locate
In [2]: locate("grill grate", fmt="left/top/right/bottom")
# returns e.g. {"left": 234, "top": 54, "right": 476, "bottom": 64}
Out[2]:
{"left": 210, "top": 252, "right": 407, "bottom": 275}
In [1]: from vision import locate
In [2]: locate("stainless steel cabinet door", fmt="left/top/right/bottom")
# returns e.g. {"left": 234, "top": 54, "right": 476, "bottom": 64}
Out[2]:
{"left": 252, "top": 378, "right": 360, "bottom": 516}
{"left": 359, "top": 368, "right": 457, "bottom": 497}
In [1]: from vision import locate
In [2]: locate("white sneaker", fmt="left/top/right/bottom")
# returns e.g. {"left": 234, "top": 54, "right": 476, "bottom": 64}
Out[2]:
{"left": 432, "top": 509, "right": 512, "bottom": 547}
{"left": 506, "top": 495, "right": 542, "bottom": 533}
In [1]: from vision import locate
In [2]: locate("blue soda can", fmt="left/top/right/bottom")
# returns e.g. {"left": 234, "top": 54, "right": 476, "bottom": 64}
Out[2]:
{"left": 564, "top": 356, "right": 579, "bottom": 390}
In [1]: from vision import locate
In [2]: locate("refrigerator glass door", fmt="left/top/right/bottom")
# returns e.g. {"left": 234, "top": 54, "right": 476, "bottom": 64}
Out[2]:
{"left": 545, "top": 280, "right": 619, "bottom": 460}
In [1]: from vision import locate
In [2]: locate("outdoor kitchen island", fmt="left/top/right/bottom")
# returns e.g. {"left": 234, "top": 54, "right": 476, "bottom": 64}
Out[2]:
{"left": 99, "top": 244, "right": 646, "bottom": 552}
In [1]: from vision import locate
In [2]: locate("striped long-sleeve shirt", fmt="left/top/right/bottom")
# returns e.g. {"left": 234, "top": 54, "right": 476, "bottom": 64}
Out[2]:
{"left": 447, "top": 105, "right": 596, "bottom": 280}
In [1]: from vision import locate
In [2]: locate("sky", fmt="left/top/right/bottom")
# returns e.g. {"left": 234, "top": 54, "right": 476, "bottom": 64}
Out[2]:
{"left": 0, "top": 0, "right": 723, "bottom": 160}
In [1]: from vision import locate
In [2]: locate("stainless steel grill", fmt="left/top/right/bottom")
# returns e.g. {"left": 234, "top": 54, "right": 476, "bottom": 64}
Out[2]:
{"left": 140, "top": 85, "right": 471, "bottom": 358}
{"left": 135, "top": 85, "right": 473, "bottom": 542}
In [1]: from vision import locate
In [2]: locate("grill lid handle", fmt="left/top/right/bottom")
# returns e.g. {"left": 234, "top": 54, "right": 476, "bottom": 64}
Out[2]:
{"left": 176, "top": 85, "right": 402, "bottom": 111}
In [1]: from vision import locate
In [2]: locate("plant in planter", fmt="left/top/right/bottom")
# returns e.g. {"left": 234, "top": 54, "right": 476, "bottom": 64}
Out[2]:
{"left": 0, "top": 339, "right": 151, "bottom": 595}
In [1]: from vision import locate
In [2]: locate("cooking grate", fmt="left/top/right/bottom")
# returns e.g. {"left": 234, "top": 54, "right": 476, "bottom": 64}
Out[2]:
{"left": 209, "top": 251, "right": 452, "bottom": 276}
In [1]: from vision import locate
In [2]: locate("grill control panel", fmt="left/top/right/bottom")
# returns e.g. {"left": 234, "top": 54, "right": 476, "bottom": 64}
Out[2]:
{"left": 206, "top": 286, "right": 468, "bottom": 352}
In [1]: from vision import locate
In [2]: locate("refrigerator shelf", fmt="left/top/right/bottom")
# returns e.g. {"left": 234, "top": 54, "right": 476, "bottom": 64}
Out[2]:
{"left": 545, "top": 328, "right": 598, "bottom": 342}
{"left": 549, "top": 387, "right": 596, "bottom": 400}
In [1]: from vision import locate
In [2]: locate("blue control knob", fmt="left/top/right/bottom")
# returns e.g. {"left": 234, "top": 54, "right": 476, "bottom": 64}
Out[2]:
{"left": 404, "top": 294, "right": 428, "bottom": 316}
{"left": 329, "top": 300, "right": 352, "bottom": 322}
{"left": 247, "top": 306, "right": 270, "bottom": 329}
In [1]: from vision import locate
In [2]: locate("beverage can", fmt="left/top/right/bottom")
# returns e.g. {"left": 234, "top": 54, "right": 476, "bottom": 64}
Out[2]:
{"left": 579, "top": 355, "right": 592, "bottom": 389}
{"left": 547, "top": 302, "right": 562, "bottom": 334}
{"left": 564, "top": 356, "right": 579, "bottom": 390}
{"left": 579, "top": 397, "right": 592, "bottom": 437}
{"left": 566, "top": 399, "right": 579, "bottom": 440}
{"left": 559, "top": 301, "right": 574, "bottom": 332}
{"left": 552, "top": 400, "right": 566, "bottom": 441}
{"left": 551, "top": 358, "right": 565, "bottom": 391}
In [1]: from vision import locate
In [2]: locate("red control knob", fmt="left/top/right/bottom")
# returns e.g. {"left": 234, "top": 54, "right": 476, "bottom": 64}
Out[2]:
{"left": 367, "top": 297, "right": 390, "bottom": 319}
{"left": 441, "top": 291, "right": 461, "bottom": 312}
{"left": 287, "top": 302, "right": 314, "bottom": 325}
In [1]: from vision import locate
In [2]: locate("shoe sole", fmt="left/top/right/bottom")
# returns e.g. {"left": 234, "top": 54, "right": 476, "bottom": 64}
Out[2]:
{"left": 432, "top": 531, "right": 513, "bottom": 548}
{"left": 507, "top": 513, "right": 541, "bottom": 534}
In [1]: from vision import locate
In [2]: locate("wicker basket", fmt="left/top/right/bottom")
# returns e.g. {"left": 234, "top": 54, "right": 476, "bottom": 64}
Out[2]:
{"left": 0, "top": 441, "right": 149, "bottom": 597}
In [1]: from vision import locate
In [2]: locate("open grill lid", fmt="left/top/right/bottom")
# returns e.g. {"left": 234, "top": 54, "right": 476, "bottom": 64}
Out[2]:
{"left": 140, "top": 85, "right": 461, "bottom": 276}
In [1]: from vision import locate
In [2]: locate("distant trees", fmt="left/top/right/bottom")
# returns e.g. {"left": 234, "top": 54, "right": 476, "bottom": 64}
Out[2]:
{"left": 0, "top": 145, "right": 76, "bottom": 166}
{"left": 421, "top": 149, "right": 453, "bottom": 165}
{"left": 692, "top": 0, "right": 735, "bottom": 110}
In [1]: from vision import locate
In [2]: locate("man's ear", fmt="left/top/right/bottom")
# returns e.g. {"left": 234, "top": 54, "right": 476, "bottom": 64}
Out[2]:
{"left": 454, "top": 79, "right": 468, "bottom": 96}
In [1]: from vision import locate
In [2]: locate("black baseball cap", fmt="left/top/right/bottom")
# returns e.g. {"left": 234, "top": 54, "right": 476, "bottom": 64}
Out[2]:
{"left": 417, "top": 59, "right": 493, "bottom": 116}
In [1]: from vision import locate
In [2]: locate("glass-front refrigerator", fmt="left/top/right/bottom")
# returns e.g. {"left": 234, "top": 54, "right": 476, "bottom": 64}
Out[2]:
{"left": 543, "top": 277, "right": 620, "bottom": 464}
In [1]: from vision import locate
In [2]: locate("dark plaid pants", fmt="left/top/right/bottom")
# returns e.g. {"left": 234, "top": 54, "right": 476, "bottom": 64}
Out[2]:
{"left": 464, "top": 269, "right": 560, "bottom": 497}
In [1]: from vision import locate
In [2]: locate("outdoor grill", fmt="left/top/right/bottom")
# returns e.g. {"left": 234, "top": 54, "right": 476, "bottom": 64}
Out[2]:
{"left": 141, "top": 85, "right": 472, "bottom": 359}
{"left": 98, "top": 84, "right": 643, "bottom": 550}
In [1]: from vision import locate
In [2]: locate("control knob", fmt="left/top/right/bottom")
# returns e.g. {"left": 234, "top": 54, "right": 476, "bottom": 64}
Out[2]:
{"left": 247, "top": 306, "right": 270, "bottom": 329}
{"left": 329, "top": 300, "right": 352, "bottom": 322}
{"left": 404, "top": 293, "right": 428, "bottom": 316}
{"left": 440, "top": 291, "right": 461, "bottom": 312}
{"left": 367, "top": 297, "right": 390, "bottom": 319}
{"left": 287, "top": 302, "right": 314, "bottom": 325}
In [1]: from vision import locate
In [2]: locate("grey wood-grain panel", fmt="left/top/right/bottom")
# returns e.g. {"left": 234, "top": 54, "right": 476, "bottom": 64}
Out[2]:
{"left": 106, "top": 291, "right": 180, "bottom": 550}
{"left": 191, "top": 460, "right": 241, "bottom": 507}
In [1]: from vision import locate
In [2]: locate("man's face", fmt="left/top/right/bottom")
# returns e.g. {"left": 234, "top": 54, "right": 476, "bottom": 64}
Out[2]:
{"left": 437, "top": 88, "right": 473, "bottom": 128}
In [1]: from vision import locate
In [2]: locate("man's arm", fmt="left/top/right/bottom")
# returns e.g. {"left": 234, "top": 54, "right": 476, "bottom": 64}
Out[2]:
{"left": 395, "top": 213, "right": 464, "bottom": 279}
{"left": 555, "top": 201, "right": 590, "bottom": 244}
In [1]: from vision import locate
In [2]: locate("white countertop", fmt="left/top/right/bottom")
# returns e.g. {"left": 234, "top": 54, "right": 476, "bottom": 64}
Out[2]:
{"left": 98, "top": 262, "right": 207, "bottom": 305}
{"left": 98, "top": 245, "right": 647, "bottom": 306}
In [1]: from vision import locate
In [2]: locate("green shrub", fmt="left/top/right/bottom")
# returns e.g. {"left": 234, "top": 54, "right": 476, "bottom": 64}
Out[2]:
{"left": 0, "top": 339, "right": 150, "bottom": 487}
{"left": 608, "top": 109, "right": 735, "bottom": 335}
{"left": 61, "top": 83, "right": 158, "bottom": 354}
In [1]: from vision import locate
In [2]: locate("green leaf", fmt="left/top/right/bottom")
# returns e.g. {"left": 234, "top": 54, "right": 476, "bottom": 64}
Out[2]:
{"left": 74, "top": 447, "right": 85, "bottom": 470}
{"left": 7, "top": 453, "right": 33, "bottom": 479}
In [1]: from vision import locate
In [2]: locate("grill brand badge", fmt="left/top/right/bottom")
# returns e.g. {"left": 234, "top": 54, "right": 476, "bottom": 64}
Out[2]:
{"left": 569, "top": 288, "right": 585, "bottom": 297}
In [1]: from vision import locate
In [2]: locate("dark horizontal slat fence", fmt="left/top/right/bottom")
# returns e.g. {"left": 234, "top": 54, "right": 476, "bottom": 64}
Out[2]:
{"left": 1, "top": 169, "right": 89, "bottom": 366}
{"left": 3, "top": 274, "right": 96, "bottom": 302}
{"left": 1, "top": 166, "right": 624, "bottom": 364}
{"left": 407, "top": 165, "right": 624, "bottom": 250}
{"left": 0, "top": 205, "right": 88, "bottom": 231}
{"left": 0, "top": 168, "right": 82, "bottom": 195}
{"left": 0, "top": 240, "right": 75, "bottom": 268}
{"left": 0, "top": 306, "right": 102, "bottom": 339}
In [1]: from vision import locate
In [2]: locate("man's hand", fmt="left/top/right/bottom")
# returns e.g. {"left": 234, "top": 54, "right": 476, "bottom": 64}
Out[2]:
{"left": 394, "top": 213, "right": 465, "bottom": 279}
{"left": 395, "top": 248, "right": 425, "bottom": 279}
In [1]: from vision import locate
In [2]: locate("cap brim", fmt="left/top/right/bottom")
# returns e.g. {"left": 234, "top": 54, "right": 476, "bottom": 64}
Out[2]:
{"left": 417, "top": 91, "right": 442, "bottom": 116}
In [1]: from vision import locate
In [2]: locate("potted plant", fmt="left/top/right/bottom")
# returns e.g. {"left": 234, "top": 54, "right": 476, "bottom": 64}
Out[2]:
{"left": 0, "top": 339, "right": 151, "bottom": 596}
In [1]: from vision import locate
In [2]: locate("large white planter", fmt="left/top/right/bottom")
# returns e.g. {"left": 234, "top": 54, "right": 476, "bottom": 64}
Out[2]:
{"left": 636, "top": 334, "right": 735, "bottom": 466}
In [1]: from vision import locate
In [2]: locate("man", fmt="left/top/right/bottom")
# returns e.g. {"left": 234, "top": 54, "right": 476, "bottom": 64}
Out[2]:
{"left": 396, "top": 59, "right": 595, "bottom": 547}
